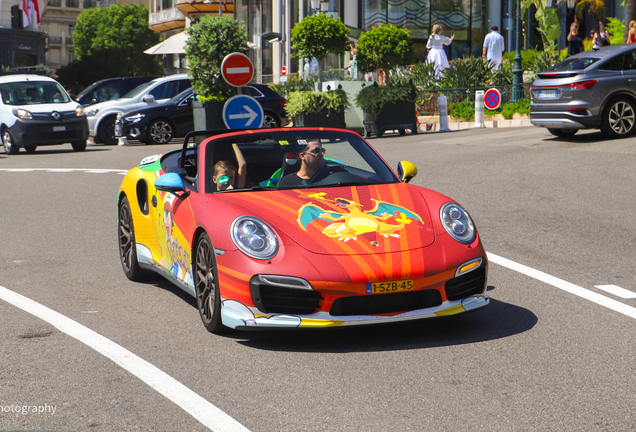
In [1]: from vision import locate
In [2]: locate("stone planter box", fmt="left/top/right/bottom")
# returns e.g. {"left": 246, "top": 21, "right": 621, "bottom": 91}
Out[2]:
{"left": 193, "top": 100, "right": 227, "bottom": 131}
{"left": 293, "top": 106, "right": 346, "bottom": 129}
{"left": 363, "top": 101, "right": 418, "bottom": 138}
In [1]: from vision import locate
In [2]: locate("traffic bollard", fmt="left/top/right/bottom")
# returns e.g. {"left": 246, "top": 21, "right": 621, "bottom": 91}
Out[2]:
{"left": 474, "top": 90, "right": 485, "bottom": 128}
{"left": 438, "top": 94, "right": 450, "bottom": 132}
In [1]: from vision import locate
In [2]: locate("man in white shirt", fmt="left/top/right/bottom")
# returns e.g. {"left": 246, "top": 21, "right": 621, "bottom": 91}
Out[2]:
{"left": 482, "top": 25, "right": 505, "bottom": 70}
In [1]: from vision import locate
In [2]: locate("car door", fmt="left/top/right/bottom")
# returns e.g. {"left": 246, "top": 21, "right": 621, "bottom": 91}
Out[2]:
{"left": 621, "top": 49, "right": 636, "bottom": 93}
{"left": 173, "top": 92, "right": 194, "bottom": 136}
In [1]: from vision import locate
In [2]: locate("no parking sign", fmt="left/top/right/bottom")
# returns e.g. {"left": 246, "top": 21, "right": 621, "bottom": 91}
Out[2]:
{"left": 484, "top": 88, "right": 502, "bottom": 110}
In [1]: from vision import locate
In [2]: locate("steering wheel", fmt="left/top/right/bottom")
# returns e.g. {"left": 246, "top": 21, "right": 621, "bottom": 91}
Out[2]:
{"left": 310, "top": 164, "right": 347, "bottom": 183}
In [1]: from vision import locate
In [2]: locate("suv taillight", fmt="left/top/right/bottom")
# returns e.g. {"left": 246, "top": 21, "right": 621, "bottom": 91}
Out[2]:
{"left": 566, "top": 80, "right": 597, "bottom": 90}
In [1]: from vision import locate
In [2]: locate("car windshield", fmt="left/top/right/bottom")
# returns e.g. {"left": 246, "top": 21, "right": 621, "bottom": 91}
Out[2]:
{"left": 121, "top": 81, "right": 153, "bottom": 98}
{"left": 167, "top": 87, "right": 192, "bottom": 104}
{"left": 207, "top": 131, "right": 400, "bottom": 192}
{"left": 545, "top": 57, "right": 600, "bottom": 71}
{"left": 0, "top": 81, "right": 71, "bottom": 105}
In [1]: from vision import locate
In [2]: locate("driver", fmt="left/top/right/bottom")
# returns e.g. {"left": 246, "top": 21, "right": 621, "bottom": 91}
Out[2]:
{"left": 277, "top": 139, "right": 325, "bottom": 187}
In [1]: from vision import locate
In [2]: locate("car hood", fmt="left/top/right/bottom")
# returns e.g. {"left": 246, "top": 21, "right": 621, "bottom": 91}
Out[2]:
{"left": 219, "top": 183, "right": 436, "bottom": 255}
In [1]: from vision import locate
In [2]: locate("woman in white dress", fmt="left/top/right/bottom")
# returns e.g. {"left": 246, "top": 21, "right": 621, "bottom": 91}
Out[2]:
{"left": 427, "top": 24, "right": 454, "bottom": 77}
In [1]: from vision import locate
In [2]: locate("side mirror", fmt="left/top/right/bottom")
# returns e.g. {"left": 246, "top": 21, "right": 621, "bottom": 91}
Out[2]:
{"left": 155, "top": 173, "right": 188, "bottom": 197}
{"left": 143, "top": 94, "right": 156, "bottom": 103}
{"left": 397, "top": 161, "right": 418, "bottom": 183}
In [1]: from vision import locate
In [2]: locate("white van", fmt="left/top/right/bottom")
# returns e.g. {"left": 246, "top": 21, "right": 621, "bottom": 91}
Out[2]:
{"left": 86, "top": 74, "right": 191, "bottom": 145}
{"left": 0, "top": 75, "right": 89, "bottom": 154}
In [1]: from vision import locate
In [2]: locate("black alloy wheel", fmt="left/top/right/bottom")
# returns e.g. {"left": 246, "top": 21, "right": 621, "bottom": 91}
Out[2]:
{"left": 194, "top": 233, "right": 224, "bottom": 333}
{"left": 118, "top": 197, "right": 149, "bottom": 281}
{"left": 99, "top": 116, "right": 118, "bottom": 145}
{"left": 263, "top": 112, "right": 280, "bottom": 128}
{"left": 2, "top": 129, "right": 19, "bottom": 155}
{"left": 602, "top": 97, "right": 636, "bottom": 138}
{"left": 148, "top": 119, "right": 174, "bottom": 144}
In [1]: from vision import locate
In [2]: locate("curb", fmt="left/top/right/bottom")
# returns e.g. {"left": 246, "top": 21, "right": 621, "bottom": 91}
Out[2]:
{"left": 418, "top": 116, "right": 532, "bottom": 132}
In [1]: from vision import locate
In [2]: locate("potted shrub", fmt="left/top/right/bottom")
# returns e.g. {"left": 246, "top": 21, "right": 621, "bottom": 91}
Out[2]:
{"left": 287, "top": 13, "right": 351, "bottom": 127}
{"left": 355, "top": 24, "right": 418, "bottom": 137}
{"left": 185, "top": 16, "right": 250, "bottom": 130}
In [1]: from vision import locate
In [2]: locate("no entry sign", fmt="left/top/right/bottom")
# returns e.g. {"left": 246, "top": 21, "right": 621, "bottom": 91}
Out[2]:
{"left": 484, "top": 88, "right": 502, "bottom": 110}
{"left": 221, "top": 53, "right": 254, "bottom": 87}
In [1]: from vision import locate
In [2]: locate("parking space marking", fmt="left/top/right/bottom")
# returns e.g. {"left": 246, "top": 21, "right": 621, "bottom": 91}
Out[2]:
{"left": 488, "top": 252, "right": 636, "bottom": 320}
{"left": 0, "top": 284, "right": 251, "bottom": 432}
{"left": 594, "top": 284, "right": 636, "bottom": 299}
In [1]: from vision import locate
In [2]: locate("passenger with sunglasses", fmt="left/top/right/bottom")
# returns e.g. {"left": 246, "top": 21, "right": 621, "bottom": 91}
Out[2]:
{"left": 277, "top": 139, "right": 325, "bottom": 187}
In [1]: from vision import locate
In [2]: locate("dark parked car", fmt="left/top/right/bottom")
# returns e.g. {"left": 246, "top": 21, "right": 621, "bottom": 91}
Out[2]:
{"left": 75, "top": 76, "right": 159, "bottom": 107}
{"left": 115, "top": 84, "right": 288, "bottom": 144}
{"left": 530, "top": 44, "right": 636, "bottom": 138}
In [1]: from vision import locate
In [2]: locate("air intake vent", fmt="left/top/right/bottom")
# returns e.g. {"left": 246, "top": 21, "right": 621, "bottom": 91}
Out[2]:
{"left": 330, "top": 289, "right": 442, "bottom": 316}
{"left": 445, "top": 267, "right": 487, "bottom": 301}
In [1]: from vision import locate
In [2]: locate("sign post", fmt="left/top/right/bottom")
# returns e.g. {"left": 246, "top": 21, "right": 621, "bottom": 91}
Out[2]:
{"left": 484, "top": 88, "right": 502, "bottom": 111}
{"left": 221, "top": 53, "right": 254, "bottom": 87}
{"left": 222, "top": 95, "right": 264, "bottom": 129}
{"left": 281, "top": 65, "right": 287, "bottom": 83}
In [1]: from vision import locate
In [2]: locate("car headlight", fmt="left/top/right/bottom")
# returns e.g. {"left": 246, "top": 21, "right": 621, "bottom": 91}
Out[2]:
{"left": 124, "top": 113, "right": 145, "bottom": 123}
{"left": 12, "top": 108, "right": 32, "bottom": 119}
{"left": 75, "top": 105, "right": 85, "bottom": 116}
{"left": 231, "top": 216, "right": 278, "bottom": 260}
{"left": 440, "top": 202, "right": 476, "bottom": 244}
{"left": 86, "top": 108, "right": 99, "bottom": 117}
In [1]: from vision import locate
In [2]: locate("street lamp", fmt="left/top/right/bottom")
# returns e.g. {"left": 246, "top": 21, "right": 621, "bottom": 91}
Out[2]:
{"left": 512, "top": 0, "right": 523, "bottom": 102}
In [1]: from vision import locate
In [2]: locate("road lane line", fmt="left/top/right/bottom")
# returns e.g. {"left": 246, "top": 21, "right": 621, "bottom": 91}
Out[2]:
{"left": 0, "top": 284, "right": 250, "bottom": 432}
{"left": 595, "top": 285, "right": 636, "bottom": 299}
{"left": 487, "top": 252, "right": 636, "bottom": 320}
{"left": 0, "top": 168, "right": 128, "bottom": 174}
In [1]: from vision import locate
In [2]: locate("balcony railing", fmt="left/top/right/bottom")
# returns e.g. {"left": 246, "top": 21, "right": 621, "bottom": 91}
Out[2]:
{"left": 48, "top": 36, "right": 62, "bottom": 45}
{"left": 48, "top": 0, "right": 61, "bottom": 6}
{"left": 66, "top": 37, "right": 73, "bottom": 45}
{"left": 66, "top": 0, "right": 77, "bottom": 7}
{"left": 149, "top": 7, "right": 185, "bottom": 25}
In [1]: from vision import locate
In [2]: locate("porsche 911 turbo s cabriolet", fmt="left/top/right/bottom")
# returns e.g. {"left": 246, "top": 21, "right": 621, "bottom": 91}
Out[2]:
{"left": 117, "top": 128, "right": 489, "bottom": 333}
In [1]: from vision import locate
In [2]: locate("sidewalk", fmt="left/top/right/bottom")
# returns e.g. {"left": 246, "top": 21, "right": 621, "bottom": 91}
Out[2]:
{"left": 417, "top": 115, "right": 532, "bottom": 132}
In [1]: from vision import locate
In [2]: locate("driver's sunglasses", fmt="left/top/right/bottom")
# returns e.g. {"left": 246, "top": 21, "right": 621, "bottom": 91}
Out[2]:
{"left": 304, "top": 147, "right": 326, "bottom": 155}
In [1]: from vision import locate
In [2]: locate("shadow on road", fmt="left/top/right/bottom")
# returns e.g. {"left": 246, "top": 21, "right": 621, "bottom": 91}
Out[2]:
{"left": 233, "top": 294, "right": 537, "bottom": 353}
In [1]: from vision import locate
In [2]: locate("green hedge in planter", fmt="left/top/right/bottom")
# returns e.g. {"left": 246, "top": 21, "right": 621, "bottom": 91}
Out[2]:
{"left": 285, "top": 89, "right": 349, "bottom": 118}
{"left": 355, "top": 81, "right": 417, "bottom": 114}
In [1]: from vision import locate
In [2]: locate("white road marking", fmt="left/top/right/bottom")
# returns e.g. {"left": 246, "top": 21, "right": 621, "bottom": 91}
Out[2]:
{"left": 0, "top": 168, "right": 128, "bottom": 174}
{"left": 0, "top": 285, "right": 250, "bottom": 432}
{"left": 594, "top": 284, "right": 636, "bottom": 299}
{"left": 487, "top": 252, "right": 636, "bottom": 320}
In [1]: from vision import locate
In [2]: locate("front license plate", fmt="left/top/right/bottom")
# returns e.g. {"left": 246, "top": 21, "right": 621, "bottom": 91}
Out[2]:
{"left": 53, "top": 126, "right": 66, "bottom": 132}
{"left": 366, "top": 279, "right": 414, "bottom": 294}
{"left": 537, "top": 89, "right": 558, "bottom": 100}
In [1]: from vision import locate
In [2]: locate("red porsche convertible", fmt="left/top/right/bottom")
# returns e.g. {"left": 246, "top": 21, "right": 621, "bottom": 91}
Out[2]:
{"left": 117, "top": 128, "right": 488, "bottom": 333}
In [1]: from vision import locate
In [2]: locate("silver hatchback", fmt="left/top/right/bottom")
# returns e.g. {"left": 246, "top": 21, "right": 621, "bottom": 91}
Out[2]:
{"left": 530, "top": 44, "right": 636, "bottom": 138}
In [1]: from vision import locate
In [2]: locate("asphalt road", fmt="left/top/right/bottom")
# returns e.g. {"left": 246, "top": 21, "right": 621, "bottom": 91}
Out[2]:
{"left": 1, "top": 127, "right": 635, "bottom": 431}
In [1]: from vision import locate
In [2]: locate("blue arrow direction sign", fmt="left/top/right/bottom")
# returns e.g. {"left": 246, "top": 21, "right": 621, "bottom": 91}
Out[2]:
{"left": 222, "top": 95, "right": 264, "bottom": 129}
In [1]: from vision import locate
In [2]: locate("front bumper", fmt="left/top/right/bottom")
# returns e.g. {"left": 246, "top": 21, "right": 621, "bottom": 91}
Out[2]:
{"left": 10, "top": 116, "right": 88, "bottom": 147}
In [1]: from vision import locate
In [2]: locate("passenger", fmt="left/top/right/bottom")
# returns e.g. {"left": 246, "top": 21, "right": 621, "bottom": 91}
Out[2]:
{"left": 277, "top": 139, "right": 325, "bottom": 187}
{"left": 212, "top": 143, "right": 246, "bottom": 191}
{"left": 26, "top": 88, "right": 39, "bottom": 102}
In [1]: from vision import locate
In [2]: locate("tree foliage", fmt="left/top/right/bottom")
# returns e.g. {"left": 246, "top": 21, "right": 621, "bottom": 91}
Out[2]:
{"left": 185, "top": 15, "right": 249, "bottom": 101}
{"left": 290, "top": 13, "right": 350, "bottom": 89}
{"left": 356, "top": 24, "right": 416, "bottom": 74}
{"left": 521, "top": 0, "right": 561, "bottom": 51}
{"left": 73, "top": 5, "right": 161, "bottom": 77}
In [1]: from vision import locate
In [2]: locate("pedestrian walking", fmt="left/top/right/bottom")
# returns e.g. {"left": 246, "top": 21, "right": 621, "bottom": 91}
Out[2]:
{"left": 482, "top": 25, "right": 505, "bottom": 70}
{"left": 567, "top": 22, "right": 584, "bottom": 57}
{"left": 427, "top": 24, "right": 454, "bottom": 77}
{"left": 629, "top": 21, "right": 636, "bottom": 43}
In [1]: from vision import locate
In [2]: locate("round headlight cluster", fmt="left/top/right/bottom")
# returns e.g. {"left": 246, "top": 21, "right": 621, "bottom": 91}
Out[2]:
{"left": 440, "top": 202, "right": 476, "bottom": 244}
{"left": 231, "top": 216, "right": 278, "bottom": 260}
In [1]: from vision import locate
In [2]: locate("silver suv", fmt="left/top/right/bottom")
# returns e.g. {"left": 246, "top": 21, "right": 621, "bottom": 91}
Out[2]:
{"left": 530, "top": 44, "right": 636, "bottom": 138}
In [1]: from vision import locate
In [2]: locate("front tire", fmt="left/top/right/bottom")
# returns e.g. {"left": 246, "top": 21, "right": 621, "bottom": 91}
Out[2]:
{"left": 147, "top": 119, "right": 174, "bottom": 144}
{"left": 118, "top": 197, "right": 149, "bottom": 281}
{"left": 194, "top": 233, "right": 225, "bottom": 333}
{"left": 263, "top": 112, "right": 280, "bottom": 128}
{"left": 547, "top": 128, "right": 578, "bottom": 137}
{"left": 72, "top": 141, "right": 87, "bottom": 152}
{"left": 99, "top": 116, "right": 118, "bottom": 145}
{"left": 601, "top": 97, "right": 636, "bottom": 138}
{"left": 2, "top": 129, "right": 19, "bottom": 155}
